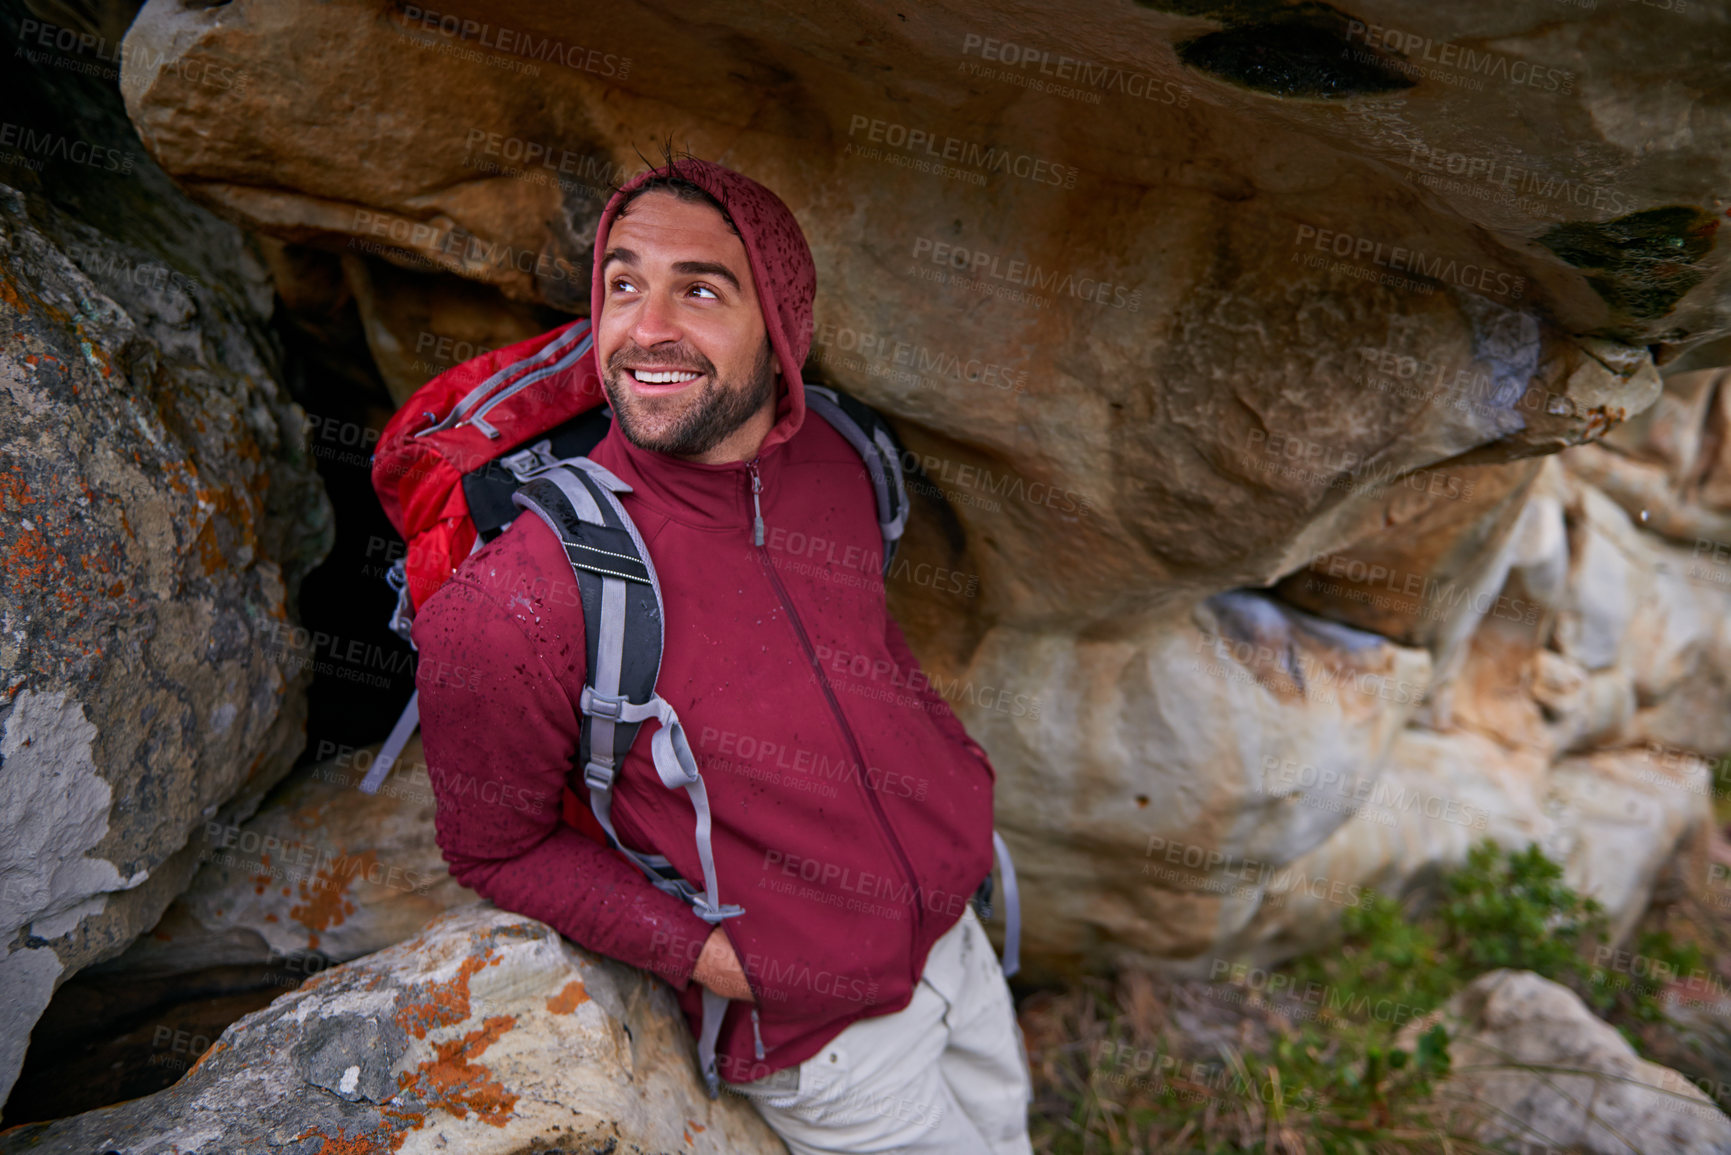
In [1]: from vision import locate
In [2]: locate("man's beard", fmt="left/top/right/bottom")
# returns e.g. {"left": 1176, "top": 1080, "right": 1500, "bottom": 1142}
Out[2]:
{"left": 602, "top": 336, "right": 776, "bottom": 458}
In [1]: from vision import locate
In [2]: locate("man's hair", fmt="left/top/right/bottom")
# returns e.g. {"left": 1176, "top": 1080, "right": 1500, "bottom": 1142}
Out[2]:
{"left": 614, "top": 143, "right": 740, "bottom": 237}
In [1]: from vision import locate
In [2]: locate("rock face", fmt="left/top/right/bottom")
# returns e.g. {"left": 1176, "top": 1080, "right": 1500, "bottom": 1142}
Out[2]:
{"left": 0, "top": 903, "right": 786, "bottom": 1155}
{"left": 0, "top": 168, "right": 331, "bottom": 1101}
{"left": 110, "top": 0, "right": 1731, "bottom": 985}
{"left": 91, "top": 733, "right": 477, "bottom": 977}
{"left": 1400, "top": 969, "right": 1731, "bottom": 1154}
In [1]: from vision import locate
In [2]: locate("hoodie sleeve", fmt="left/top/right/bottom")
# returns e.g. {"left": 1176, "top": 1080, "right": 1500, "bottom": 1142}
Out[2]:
{"left": 413, "top": 558, "right": 716, "bottom": 991}
{"left": 882, "top": 613, "right": 997, "bottom": 781}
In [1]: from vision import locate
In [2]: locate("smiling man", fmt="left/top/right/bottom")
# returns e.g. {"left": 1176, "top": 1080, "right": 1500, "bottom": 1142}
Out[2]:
{"left": 412, "top": 156, "right": 1033, "bottom": 1153}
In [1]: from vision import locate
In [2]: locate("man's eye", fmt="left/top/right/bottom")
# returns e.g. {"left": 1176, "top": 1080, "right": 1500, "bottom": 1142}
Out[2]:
{"left": 611, "top": 277, "right": 637, "bottom": 293}
{"left": 690, "top": 284, "right": 718, "bottom": 299}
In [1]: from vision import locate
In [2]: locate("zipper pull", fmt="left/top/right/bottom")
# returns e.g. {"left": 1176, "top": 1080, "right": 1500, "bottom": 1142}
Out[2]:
{"left": 751, "top": 1006, "right": 766, "bottom": 1060}
{"left": 747, "top": 458, "right": 765, "bottom": 547}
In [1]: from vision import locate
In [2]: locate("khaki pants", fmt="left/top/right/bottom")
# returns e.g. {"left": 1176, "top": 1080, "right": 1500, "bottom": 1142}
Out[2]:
{"left": 724, "top": 906, "right": 1034, "bottom": 1154}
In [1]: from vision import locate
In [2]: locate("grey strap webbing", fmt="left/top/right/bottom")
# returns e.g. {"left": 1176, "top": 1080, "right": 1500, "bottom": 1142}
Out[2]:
{"left": 805, "top": 385, "right": 908, "bottom": 575}
{"left": 512, "top": 459, "right": 742, "bottom": 1099}
{"left": 992, "top": 831, "right": 1021, "bottom": 978}
{"left": 359, "top": 691, "right": 420, "bottom": 795}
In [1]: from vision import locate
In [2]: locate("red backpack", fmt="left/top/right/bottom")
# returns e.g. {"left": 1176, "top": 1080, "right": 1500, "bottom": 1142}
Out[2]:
{"left": 371, "top": 317, "right": 601, "bottom": 614}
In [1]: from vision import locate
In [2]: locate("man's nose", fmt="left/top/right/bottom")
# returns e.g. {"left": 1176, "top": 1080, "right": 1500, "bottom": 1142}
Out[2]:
{"left": 629, "top": 288, "right": 683, "bottom": 348}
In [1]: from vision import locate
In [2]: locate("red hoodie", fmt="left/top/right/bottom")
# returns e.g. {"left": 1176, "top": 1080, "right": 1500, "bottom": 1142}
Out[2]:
{"left": 412, "top": 158, "right": 997, "bottom": 1083}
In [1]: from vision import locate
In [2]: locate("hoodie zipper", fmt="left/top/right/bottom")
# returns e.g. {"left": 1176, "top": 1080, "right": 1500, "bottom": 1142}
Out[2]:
{"left": 743, "top": 458, "right": 926, "bottom": 953}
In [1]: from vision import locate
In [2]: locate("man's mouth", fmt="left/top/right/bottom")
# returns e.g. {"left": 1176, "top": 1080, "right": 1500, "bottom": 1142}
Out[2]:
{"left": 625, "top": 366, "right": 706, "bottom": 391}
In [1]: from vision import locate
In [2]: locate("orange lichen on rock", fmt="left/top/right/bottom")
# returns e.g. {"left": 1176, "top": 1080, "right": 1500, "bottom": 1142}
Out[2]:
{"left": 296, "top": 1127, "right": 386, "bottom": 1155}
{"left": 545, "top": 979, "right": 589, "bottom": 1014}
{"left": 289, "top": 849, "right": 374, "bottom": 948}
{"left": 394, "top": 950, "right": 490, "bottom": 1040}
{"left": 393, "top": 1014, "right": 519, "bottom": 1129}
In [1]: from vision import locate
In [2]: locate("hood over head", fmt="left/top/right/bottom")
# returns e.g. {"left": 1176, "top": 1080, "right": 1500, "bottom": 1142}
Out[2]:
{"left": 590, "top": 157, "right": 816, "bottom": 458}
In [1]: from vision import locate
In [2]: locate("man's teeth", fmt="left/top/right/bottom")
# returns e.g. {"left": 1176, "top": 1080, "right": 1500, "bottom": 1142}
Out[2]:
{"left": 634, "top": 369, "right": 702, "bottom": 384}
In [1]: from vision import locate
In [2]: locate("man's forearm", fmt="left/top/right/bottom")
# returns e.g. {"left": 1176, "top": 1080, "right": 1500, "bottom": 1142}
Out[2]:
{"left": 443, "top": 821, "right": 716, "bottom": 990}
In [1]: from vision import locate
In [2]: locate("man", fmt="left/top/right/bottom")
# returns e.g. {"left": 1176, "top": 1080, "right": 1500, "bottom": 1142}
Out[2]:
{"left": 414, "top": 155, "right": 1032, "bottom": 1154}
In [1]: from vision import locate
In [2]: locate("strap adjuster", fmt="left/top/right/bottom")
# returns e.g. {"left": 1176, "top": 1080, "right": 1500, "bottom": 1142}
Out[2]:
{"left": 580, "top": 685, "right": 630, "bottom": 721}
{"left": 583, "top": 759, "right": 616, "bottom": 793}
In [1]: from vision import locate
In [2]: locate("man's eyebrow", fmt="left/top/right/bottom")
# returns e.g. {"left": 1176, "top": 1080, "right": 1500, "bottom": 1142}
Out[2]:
{"left": 602, "top": 247, "right": 638, "bottom": 269}
{"left": 671, "top": 260, "right": 741, "bottom": 291}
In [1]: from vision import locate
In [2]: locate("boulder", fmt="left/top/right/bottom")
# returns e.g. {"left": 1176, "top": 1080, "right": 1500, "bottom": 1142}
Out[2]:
{"left": 0, "top": 166, "right": 330, "bottom": 1101}
{"left": 1399, "top": 969, "right": 1731, "bottom": 1154}
{"left": 0, "top": 903, "right": 786, "bottom": 1154}
{"left": 88, "top": 733, "right": 478, "bottom": 978}
{"left": 963, "top": 590, "right": 1432, "bottom": 975}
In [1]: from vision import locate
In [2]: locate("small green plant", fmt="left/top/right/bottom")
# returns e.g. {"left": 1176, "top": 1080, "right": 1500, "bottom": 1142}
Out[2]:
{"left": 1437, "top": 841, "right": 1606, "bottom": 978}
{"left": 1027, "top": 839, "right": 1718, "bottom": 1153}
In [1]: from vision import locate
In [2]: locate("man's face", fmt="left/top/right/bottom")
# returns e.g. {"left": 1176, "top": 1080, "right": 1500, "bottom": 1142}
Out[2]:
{"left": 597, "top": 190, "right": 776, "bottom": 460}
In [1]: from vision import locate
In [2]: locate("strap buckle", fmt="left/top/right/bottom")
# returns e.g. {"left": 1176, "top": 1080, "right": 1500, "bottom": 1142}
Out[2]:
{"left": 583, "top": 759, "right": 616, "bottom": 793}
{"left": 579, "top": 685, "right": 630, "bottom": 722}
{"left": 499, "top": 438, "right": 563, "bottom": 482}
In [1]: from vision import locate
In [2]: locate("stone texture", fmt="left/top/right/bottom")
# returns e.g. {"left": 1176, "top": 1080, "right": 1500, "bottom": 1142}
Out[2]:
{"left": 0, "top": 903, "right": 786, "bottom": 1155}
{"left": 0, "top": 172, "right": 331, "bottom": 1102}
{"left": 88, "top": 733, "right": 479, "bottom": 979}
{"left": 1398, "top": 969, "right": 1731, "bottom": 1154}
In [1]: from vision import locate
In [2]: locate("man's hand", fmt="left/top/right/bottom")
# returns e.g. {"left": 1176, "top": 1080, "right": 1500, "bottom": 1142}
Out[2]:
{"left": 692, "top": 925, "right": 755, "bottom": 1002}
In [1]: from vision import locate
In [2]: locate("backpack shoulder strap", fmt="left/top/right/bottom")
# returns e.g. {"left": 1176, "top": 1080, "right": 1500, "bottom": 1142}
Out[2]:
{"left": 512, "top": 457, "right": 744, "bottom": 1099}
{"left": 803, "top": 384, "right": 909, "bottom": 576}
{"left": 510, "top": 459, "right": 742, "bottom": 923}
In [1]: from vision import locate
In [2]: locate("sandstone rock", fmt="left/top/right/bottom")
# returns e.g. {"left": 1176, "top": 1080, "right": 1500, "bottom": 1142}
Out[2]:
{"left": 962, "top": 590, "right": 1431, "bottom": 976}
{"left": 1399, "top": 969, "right": 1731, "bottom": 1154}
{"left": 0, "top": 903, "right": 786, "bottom": 1154}
{"left": 340, "top": 253, "right": 569, "bottom": 407}
{"left": 88, "top": 733, "right": 478, "bottom": 979}
{"left": 0, "top": 168, "right": 331, "bottom": 1101}
{"left": 119, "top": 0, "right": 1678, "bottom": 617}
